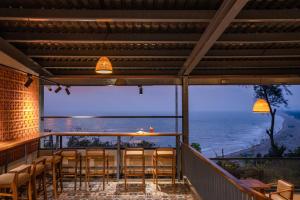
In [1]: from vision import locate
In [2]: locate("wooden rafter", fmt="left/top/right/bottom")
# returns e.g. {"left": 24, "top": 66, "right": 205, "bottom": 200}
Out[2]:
{"left": 3, "top": 32, "right": 300, "bottom": 44}
{"left": 0, "top": 8, "right": 299, "bottom": 23}
{"left": 179, "top": 0, "right": 249, "bottom": 76}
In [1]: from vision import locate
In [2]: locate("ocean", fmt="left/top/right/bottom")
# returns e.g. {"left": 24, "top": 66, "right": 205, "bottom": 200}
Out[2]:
{"left": 44, "top": 111, "right": 284, "bottom": 157}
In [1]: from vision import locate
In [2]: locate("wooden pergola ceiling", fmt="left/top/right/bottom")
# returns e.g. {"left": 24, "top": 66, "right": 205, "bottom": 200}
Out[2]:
{"left": 0, "top": 0, "right": 300, "bottom": 85}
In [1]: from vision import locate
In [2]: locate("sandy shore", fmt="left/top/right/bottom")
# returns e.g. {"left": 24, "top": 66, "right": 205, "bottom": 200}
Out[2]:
{"left": 227, "top": 113, "right": 300, "bottom": 157}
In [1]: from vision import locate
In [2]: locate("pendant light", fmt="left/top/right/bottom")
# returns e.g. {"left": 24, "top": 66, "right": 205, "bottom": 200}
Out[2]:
{"left": 95, "top": 56, "right": 113, "bottom": 74}
{"left": 252, "top": 98, "right": 270, "bottom": 113}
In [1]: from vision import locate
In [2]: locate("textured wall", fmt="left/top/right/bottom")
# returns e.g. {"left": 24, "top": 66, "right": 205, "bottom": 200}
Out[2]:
{"left": 0, "top": 66, "right": 39, "bottom": 141}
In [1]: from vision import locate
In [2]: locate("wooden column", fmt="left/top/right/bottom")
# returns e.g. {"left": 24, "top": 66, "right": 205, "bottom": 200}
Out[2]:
{"left": 182, "top": 76, "right": 189, "bottom": 144}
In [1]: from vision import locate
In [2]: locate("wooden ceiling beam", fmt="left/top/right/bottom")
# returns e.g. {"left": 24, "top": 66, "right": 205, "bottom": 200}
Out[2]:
{"left": 38, "top": 60, "right": 184, "bottom": 68}
{"left": 194, "top": 68, "right": 300, "bottom": 75}
{"left": 0, "top": 8, "right": 299, "bottom": 23}
{"left": 0, "top": 37, "right": 49, "bottom": 75}
{"left": 2, "top": 32, "right": 200, "bottom": 44}
{"left": 25, "top": 48, "right": 300, "bottom": 59}
{"left": 3, "top": 32, "right": 300, "bottom": 44}
{"left": 45, "top": 74, "right": 300, "bottom": 86}
{"left": 25, "top": 49, "right": 192, "bottom": 57}
{"left": 198, "top": 60, "right": 300, "bottom": 69}
{"left": 179, "top": 0, "right": 249, "bottom": 75}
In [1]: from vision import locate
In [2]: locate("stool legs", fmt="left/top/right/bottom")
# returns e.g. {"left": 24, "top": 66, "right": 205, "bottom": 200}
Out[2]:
{"left": 42, "top": 171, "right": 48, "bottom": 200}
{"left": 52, "top": 163, "right": 58, "bottom": 199}
{"left": 12, "top": 184, "right": 18, "bottom": 200}
{"left": 27, "top": 181, "right": 32, "bottom": 200}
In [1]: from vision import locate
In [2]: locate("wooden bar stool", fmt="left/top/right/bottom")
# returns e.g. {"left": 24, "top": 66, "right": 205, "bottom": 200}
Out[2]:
{"left": 85, "top": 148, "right": 108, "bottom": 190}
{"left": 124, "top": 148, "right": 145, "bottom": 191}
{"left": 31, "top": 158, "right": 47, "bottom": 200}
{"left": 152, "top": 148, "right": 176, "bottom": 189}
{"left": 39, "top": 151, "right": 63, "bottom": 199}
{"left": 0, "top": 165, "right": 32, "bottom": 200}
{"left": 61, "top": 150, "right": 79, "bottom": 191}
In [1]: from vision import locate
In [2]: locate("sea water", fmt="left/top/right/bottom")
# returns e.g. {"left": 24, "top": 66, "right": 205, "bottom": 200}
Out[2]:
{"left": 44, "top": 111, "right": 284, "bottom": 157}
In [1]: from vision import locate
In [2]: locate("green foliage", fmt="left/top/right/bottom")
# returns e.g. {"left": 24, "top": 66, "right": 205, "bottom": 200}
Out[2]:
{"left": 267, "top": 145, "right": 286, "bottom": 157}
{"left": 253, "top": 85, "right": 292, "bottom": 157}
{"left": 67, "top": 136, "right": 155, "bottom": 148}
{"left": 217, "top": 160, "right": 242, "bottom": 178}
{"left": 253, "top": 85, "right": 291, "bottom": 108}
{"left": 67, "top": 136, "right": 113, "bottom": 148}
{"left": 191, "top": 142, "right": 201, "bottom": 153}
{"left": 285, "top": 146, "right": 300, "bottom": 157}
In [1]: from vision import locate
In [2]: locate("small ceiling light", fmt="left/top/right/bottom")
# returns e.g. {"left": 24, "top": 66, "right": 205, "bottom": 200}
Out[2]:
{"left": 252, "top": 98, "right": 270, "bottom": 113}
{"left": 55, "top": 85, "right": 62, "bottom": 93}
{"left": 24, "top": 74, "right": 33, "bottom": 88}
{"left": 47, "top": 85, "right": 52, "bottom": 92}
{"left": 138, "top": 85, "right": 143, "bottom": 95}
{"left": 95, "top": 56, "right": 113, "bottom": 74}
{"left": 65, "top": 86, "right": 71, "bottom": 95}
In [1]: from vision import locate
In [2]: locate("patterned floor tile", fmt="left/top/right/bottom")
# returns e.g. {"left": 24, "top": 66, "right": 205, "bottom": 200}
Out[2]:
{"left": 37, "top": 179, "right": 196, "bottom": 200}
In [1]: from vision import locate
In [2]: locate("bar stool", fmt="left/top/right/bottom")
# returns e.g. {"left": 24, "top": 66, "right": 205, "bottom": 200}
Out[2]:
{"left": 0, "top": 165, "right": 32, "bottom": 200}
{"left": 152, "top": 148, "right": 176, "bottom": 189}
{"left": 85, "top": 148, "right": 108, "bottom": 190}
{"left": 123, "top": 148, "right": 145, "bottom": 191}
{"left": 39, "top": 151, "right": 63, "bottom": 199}
{"left": 61, "top": 150, "right": 79, "bottom": 191}
{"left": 31, "top": 158, "right": 47, "bottom": 200}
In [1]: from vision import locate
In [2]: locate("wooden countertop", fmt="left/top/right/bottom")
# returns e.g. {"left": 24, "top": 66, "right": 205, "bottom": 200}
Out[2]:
{"left": 51, "top": 132, "right": 181, "bottom": 137}
{"left": 0, "top": 132, "right": 181, "bottom": 153}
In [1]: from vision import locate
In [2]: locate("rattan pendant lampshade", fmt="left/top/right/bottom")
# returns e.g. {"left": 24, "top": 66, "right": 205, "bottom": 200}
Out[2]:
{"left": 252, "top": 99, "right": 270, "bottom": 113}
{"left": 95, "top": 57, "right": 113, "bottom": 74}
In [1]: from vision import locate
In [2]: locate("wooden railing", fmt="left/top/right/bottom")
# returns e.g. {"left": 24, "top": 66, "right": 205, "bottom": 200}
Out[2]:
{"left": 182, "top": 143, "right": 268, "bottom": 200}
{"left": 211, "top": 157, "right": 300, "bottom": 189}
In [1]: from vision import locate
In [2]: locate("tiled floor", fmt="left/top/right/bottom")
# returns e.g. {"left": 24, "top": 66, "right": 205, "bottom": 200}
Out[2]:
{"left": 39, "top": 180, "right": 196, "bottom": 200}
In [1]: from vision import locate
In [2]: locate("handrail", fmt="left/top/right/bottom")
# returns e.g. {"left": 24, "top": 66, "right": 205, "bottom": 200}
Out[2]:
{"left": 0, "top": 132, "right": 180, "bottom": 153}
{"left": 182, "top": 143, "right": 268, "bottom": 200}
{"left": 50, "top": 132, "right": 181, "bottom": 137}
{"left": 42, "top": 115, "right": 182, "bottom": 119}
{"left": 211, "top": 157, "right": 300, "bottom": 160}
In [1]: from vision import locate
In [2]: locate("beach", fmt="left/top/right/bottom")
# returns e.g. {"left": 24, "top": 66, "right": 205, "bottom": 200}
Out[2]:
{"left": 227, "top": 113, "right": 300, "bottom": 157}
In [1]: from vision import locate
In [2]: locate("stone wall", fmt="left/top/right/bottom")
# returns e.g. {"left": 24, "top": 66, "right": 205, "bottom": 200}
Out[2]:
{"left": 0, "top": 66, "right": 39, "bottom": 141}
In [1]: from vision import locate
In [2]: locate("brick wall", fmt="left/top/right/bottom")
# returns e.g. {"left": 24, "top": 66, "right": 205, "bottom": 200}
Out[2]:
{"left": 0, "top": 66, "right": 39, "bottom": 142}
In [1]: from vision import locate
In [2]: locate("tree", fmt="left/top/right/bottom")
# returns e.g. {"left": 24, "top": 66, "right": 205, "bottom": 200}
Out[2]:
{"left": 253, "top": 85, "right": 292, "bottom": 156}
{"left": 191, "top": 142, "right": 202, "bottom": 153}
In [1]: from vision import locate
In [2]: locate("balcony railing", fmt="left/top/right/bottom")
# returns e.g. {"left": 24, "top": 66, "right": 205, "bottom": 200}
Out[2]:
{"left": 1, "top": 133, "right": 291, "bottom": 200}
{"left": 211, "top": 157, "right": 300, "bottom": 189}
{"left": 182, "top": 143, "right": 268, "bottom": 200}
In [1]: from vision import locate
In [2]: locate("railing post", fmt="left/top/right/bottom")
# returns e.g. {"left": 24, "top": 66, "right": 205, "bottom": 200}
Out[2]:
{"left": 117, "top": 136, "right": 121, "bottom": 180}
{"left": 181, "top": 76, "right": 189, "bottom": 178}
{"left": 24, "top": 143, "right": 28, "bottom": 164}
{"left": 4, "top": 151, "right": 8, "bottom": 173}
{"left": 60, "top": 135, "right": 63, "bottom": 149}
{"left": 176, "top": 134, "right": 181, "bottom": 180}
{"left": 182, "top": 76, "right": 189, "bottom": 145}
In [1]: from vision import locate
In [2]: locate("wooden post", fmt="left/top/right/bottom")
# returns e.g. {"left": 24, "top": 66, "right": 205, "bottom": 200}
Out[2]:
{"left": 182, "top": 76, "right": 189, "bottom": 145}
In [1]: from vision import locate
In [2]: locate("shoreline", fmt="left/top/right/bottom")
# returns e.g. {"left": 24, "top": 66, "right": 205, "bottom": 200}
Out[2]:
{"left": 226, "top": 112, "right": 300, "bottom": 157}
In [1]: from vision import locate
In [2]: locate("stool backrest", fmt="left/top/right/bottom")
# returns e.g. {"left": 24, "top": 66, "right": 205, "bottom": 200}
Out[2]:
{"left": 86, "top": 148, "right": 105, "bottom": 158}
{"left": 124, "top": 148, "right": 145, "bottom": 167}
{"left": 277, "top": 180, "right": 294, "bottom": 200}
{"left": 154, "top": 148, "right": 175, "bottom": 167}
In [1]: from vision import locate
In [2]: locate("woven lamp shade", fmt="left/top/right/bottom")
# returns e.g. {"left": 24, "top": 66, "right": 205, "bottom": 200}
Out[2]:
{"left": 95, "top": 57, "right": 113, "bottom": 74}
{"left": 252, "top": 99, "right": 270, "bottom": 113}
